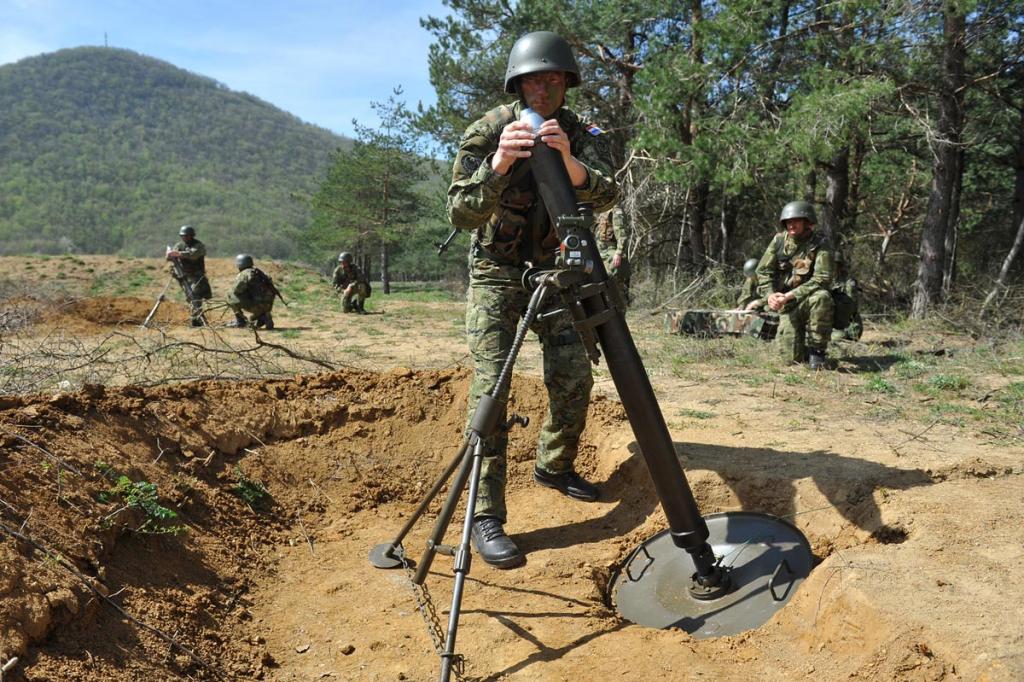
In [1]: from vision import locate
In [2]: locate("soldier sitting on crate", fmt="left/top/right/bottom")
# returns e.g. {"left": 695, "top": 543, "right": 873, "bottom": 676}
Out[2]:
{"left": 227, "top": 255, "right": 277, "bottom": 329}
{"left": 166, "top": 225, "right": 212, "bottom": 327}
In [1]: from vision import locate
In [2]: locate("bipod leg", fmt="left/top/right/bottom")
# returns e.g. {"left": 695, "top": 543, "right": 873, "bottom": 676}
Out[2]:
{"left": 439, "top": 437, "right": 485, "bottom": 682}
{"left": 369, "top": 437, "right": 471, "bottom": 569}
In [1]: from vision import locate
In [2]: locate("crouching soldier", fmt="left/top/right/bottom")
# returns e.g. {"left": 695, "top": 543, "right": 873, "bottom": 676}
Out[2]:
{"left": 227, "top": 254, "right": 277, "bottom": 329}
{"left": 332, "top": 252, "right": 370, "bottom": 313}
{"left": 756, "top": 200, "right": 834, "bottom": 369}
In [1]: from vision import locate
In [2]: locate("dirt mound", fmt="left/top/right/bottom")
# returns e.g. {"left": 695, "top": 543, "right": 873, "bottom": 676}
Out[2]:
{"left": 0, "top": 367, "right": 1021, "bottom": 681}
{"left": 42, "top": 296, "right": 190, "bottom": 330}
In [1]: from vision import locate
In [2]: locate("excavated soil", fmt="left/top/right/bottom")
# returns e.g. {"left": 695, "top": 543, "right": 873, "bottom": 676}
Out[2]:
{"left": 1, "top": 261, "right": 1023, "bottom": 681}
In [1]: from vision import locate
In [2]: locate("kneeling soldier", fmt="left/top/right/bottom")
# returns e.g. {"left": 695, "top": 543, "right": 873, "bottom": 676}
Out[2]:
{"left": 756, "top": 201, "right": 834, "bottom": 369}
{"left": 332, "top": 252, "right": 370, "bottom": 313}
{"left": 227, "top": 254, "right": 277, "bottom": 329}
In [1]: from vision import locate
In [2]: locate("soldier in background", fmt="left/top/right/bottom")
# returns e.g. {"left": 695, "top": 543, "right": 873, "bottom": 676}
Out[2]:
{"left": 831, "top": 251, "right": 863, "bottom": 341}
{"left": 756, "top": 200, "right": 834, "bottom": 369}
{"left": 166, "top": 225, "right": 212, "bottom": 327}
{"left": 596, "top": 205, "right": 630, "bottom": 305}
{"left": 332, "top": 252, "right": 369, "bottom": 314}
{"left": 227, "top": 254, "right": 276, "bottom": 329}
{"left": 447, "top": 31, "right": 618, "bottom": 568}
{"left": 738, "top": 258, "right": 764, "bottom": 310}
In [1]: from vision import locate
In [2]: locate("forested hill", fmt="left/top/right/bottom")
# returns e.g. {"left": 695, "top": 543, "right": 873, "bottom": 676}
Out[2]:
{"left": 0, "top": 46, "right": 348, "bottom": 259}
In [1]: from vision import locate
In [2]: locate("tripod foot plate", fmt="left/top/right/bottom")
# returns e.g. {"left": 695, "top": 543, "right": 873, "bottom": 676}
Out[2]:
{"left": 369, "top": 543, "right": 414, "bottom": 569}
{"left": 611, "top": 512, "right": 813, "bottom": 639}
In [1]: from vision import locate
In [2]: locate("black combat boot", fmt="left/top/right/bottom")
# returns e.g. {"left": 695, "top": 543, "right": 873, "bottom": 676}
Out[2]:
{"left": 232, "top": 313, "right": 248, "bottom": 328}
{"left": 533, "top": 467, "right": 599, "bottom": 502}
{"left": 190, "top": 318, "right": 204, "bottom": 328}
{"left": 471, "top": 516, "right": 524, "bottom": 569}
{"left": 807, "top": 347, "right": 828, "bottom": 370}
{"left": 262, "top": 313, "right": 274, "bottom": 330}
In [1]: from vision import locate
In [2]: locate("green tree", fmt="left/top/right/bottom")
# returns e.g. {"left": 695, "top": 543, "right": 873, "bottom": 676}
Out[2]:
{"left": 310, "top": 89, "right": 433, "bottom": 293}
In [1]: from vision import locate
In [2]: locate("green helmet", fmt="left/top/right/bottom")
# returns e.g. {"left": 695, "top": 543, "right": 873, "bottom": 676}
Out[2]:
{"left": 504, "top": 31, "right": 581, "bottom": 94}
{"left": 743, "top": 258, "right": 759, "bottom": 278}
{"left": 235, "top": 254, "right": 253, "bottom": 271}
{"left": 779, "top": 201, "right": 817, "bottom": 225}
{"left": 338, "top": 252, "right": 353, "bottom": 264}
{"left": 179, "top": 225, "right": 196, "bottom": 237}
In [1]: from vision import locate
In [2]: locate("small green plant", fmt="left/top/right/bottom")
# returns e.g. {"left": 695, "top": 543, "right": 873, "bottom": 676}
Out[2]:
{"left": 924, "top": 373, "right": 970, "bottom": 393}
{"left": 865, "top": 375, "right": 897, "bottom": 394}
{"left": 783, "top": 372, "right": 807, "bottom": 386}
{"left": 99, "top": 474, "right": 186, "bottom": 535}
{"left": 232, "top": 467, "right": 269, "bottom": 509}
{"left": 893, "top": 359, "right": 930, "bottom": 379}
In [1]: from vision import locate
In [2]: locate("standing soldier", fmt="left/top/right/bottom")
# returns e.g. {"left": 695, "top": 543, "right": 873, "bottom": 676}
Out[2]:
{"left": 227, "top": 254, "right": 277, "bottom": 329}
{"left": 596, "top": 205, "right": 631, "bottom": 305}
{"left": 447, "top": 31, "right": 618, "bottom": 568}
{"left": 166, "top": 225, "right": 212, "bottom": 327}
{"left": 332, "top": 252, "right": 369, "bottom": 314}
{"left": 756, "top": 200, "right": 835, "bottom": 369}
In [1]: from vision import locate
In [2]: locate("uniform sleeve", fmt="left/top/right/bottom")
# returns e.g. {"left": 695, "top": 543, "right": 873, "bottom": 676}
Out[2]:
{"left": 232, "top": 271, "right": 249, "bottom": 299}
{"left": 331, "top": 266, "right": 343, "bottom": 288}
{"left": 178, "top": 241, "right": 206, "bottom": 262}
{"left": 446, "top": 121, "right": 512, "bottom": 230}
{"left": 570, "top": 127, "right": 618, "bottom": 212}
{"left": 612, "top": 206, "right": 628, "bottom": 254}
{"left": 789, "top": 248, "right": 834, "bottom": 303}
{"left": 756, "top": 234, "right": 782, "bottom": 298}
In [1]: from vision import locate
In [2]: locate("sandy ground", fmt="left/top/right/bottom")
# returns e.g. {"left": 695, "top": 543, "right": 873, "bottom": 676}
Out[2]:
{"left": 0, "top": 256, "right": 1022, "bottom": 681}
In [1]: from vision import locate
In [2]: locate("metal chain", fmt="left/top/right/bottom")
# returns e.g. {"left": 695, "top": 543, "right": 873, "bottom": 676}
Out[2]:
{"left": 398, "top": 544, "right": 466, "bottom": 681}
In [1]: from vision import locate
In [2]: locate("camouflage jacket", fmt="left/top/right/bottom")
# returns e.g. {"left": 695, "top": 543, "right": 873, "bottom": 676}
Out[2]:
{"left": 596, "top": 205, "right": 628, "bottom": 260}
{"left": 756, "top": 230, "right": 834, "bottom": 305}
{"left": 332, "top": 263, "right": 366, "bottom": 290}
{"left": 738, "top": 276, "right": 760, "bottom": 308}
{"left": 172, "top": 239, "right": 206, "bottom": 279}
{"left": 228, "top": 267, "right": 276, "bottom": 307}
{"left": 447, "top": 100, "right": 618, "bottom": 282}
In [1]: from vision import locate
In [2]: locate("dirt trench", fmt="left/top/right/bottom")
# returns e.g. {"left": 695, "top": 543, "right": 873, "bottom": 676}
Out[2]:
{"left": 0, "top": 367, "right": 1018, "bottom": 681}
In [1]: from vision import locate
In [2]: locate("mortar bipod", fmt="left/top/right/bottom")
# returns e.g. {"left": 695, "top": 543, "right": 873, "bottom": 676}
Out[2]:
{"left": 369, "top": 280, "right": 549, "bottom": 682}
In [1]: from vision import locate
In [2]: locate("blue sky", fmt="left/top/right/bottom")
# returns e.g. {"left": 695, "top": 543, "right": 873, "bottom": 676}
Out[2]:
{"left": 0, "top": 0, "right": 450, "bottom": 137}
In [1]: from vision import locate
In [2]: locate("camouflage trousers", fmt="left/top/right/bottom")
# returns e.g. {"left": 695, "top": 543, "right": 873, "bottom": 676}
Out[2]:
{"left": 340, "top": 283, "right": 369, "bottom": 312}
{"left": 465, "top": 282, "right": 593, "bottom": 522}
{"left": 777, "top": 289, "right": 834, "bottom": 363}
{"left": 184, "top": 275, "right": 212, "bottom": 323}
{"left": 228, "top": 300, "right": 273, "bottom": 319}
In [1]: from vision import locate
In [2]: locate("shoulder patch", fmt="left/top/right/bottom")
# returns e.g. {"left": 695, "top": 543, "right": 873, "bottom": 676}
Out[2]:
{"left": 585, "top": 122, "right": 605, "bottom": 136}
{"left": 460, "top": 154, "right": 483, "bottom": 175}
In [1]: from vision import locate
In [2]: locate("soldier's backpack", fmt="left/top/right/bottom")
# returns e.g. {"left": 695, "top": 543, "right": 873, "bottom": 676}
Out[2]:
{"left": 831, "top": 285, "right": 858, "bottom": 330}
{"left": 252, "top": 269, "right": 277, "bottom": 303}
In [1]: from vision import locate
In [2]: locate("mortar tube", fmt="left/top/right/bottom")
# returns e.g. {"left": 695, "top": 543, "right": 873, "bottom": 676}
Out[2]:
{"left": 522, "top": 109, "right": 716, "bottom": 574}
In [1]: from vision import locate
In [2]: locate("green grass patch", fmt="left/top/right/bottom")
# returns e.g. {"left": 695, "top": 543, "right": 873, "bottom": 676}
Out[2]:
{"left": 864, "top": 375, "right": 897, "bottom": 394}
{"left": 783, "top": 373, "right": 807, "bottom": 386}
{"left": 677, "top": 408, "right": 715, "bottom": 420}
{"left": 916, "top": 373, "right": 970, "bottom": 396}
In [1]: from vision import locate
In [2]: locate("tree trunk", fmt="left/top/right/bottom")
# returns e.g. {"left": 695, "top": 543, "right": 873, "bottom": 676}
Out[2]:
{"left": 378, "top": 240, "right": 389, "bottom": 292}
{"left": 941, "top": 146, "right": 965, "bottom": 299}
{"left": 981, "top": 107, "right": 1024, "bottom": 315}
{"left": 718, "top": 198, "right": 736, "bottom": 263}
{"left": 911, "top": 6, "right": 966, "bottom": 319}
{"left": 822, "top": 146, "right": 850, "bottom": 245}
{"left": 689, "top": 182, "right": 709, "bottom": 272}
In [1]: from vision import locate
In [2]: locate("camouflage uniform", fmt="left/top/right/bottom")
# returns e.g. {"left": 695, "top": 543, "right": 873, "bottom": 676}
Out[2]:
{"left": 227, "top": 267, "right": 276, "bottom": 320}
{"left": 172, "top": 238, "right": 212, "bottom": 322}
{"left": 332, "top": 263, "right": 370, "bottom": 313}
{"left": 448, "top": 99, "right": 617, "bottom": 522}
{"left": 738, "top": 276, "right": 761, "bottom": 309}
{"left": 831, "top": 272, "right": 863, "bottom": 341}
{"left": 595, "top": 205, "right": 631, "bottom": 305}
{"left": 756, "top": 230, "right": 835, "bottom": 363}
{"left": 665, "top": 309, "right": 778, "bottom": 340}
